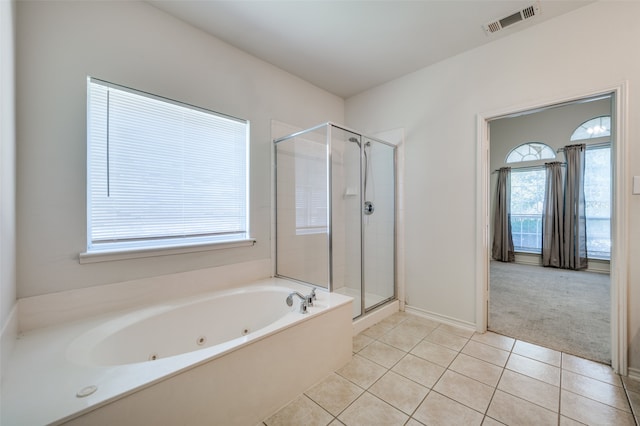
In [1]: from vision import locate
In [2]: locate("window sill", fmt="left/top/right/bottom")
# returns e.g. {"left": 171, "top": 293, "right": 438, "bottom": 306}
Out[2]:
{"left": 79, "top": 238, "right": 256, "bottom": 264}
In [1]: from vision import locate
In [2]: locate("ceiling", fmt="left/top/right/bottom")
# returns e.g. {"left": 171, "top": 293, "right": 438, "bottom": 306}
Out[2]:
{"left": 149, "top": 1, "right": 593, "bottom": 98}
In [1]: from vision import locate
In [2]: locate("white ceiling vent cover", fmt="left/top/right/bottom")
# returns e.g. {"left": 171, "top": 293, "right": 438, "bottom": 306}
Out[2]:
{"left": 483, "top": 2, "right": 541, "bottom": 35}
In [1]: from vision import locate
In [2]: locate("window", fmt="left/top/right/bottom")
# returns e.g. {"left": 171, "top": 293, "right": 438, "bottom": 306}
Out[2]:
{"left": 294, "top": 140, "right": 328, "bottom": 235}
{"left": 570, "top": 116, "right": 610, "bottom": 141}
{"left": 506, "top": 142, "right": 556, "bottom": 163}
{"left": 584, "top": 145, "right": 611, "bottom": 259}
{"left": 86, "top": 78, "right": 250, "bottom": 255}
{"left": 508, "top": 146, "right": 611, "bottom": 259}
{"left": 510, "top": 169, "right": 545, "bottom": 252}
{"left": 571, "top": 115, "right": 612, "bottom": 259}
{"left": 506, "top": 142, "right": 552, "bottom": 253}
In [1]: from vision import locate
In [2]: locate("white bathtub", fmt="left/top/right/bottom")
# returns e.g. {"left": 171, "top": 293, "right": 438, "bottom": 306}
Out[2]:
{"left": 1, "top": 278, "right": 353, "bottom": 425}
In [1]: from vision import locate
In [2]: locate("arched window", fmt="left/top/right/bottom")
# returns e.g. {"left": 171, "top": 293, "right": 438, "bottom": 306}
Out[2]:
{"left": 506, "top": 142, "right": 556, "bottom": 253}
{"left": 505, "top": 142, "right": 556, "bottom": 163}
{"left": 570, "top": 116, "right": 610, "bottom": 141}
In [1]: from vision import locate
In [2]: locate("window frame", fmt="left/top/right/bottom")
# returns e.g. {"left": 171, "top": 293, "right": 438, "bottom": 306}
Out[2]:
{"left": 583, "top": 144, "right": 611, "bottom": 260}
{"left": 570, "top": 116, "right": 611, "bottom": 141}
{"left": 509, "top": 167, "right": 545, "bottom": 253}
{"left": 80, "top": 78, "right": 254, "bottom": 264}
{"left": 505, "top": 142, "right": 556, "bottom": 164}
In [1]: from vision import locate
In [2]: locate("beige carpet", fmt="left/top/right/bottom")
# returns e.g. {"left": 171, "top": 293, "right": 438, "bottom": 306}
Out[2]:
{"left": 489, "top": 261, "right": 610, "bottom": 364}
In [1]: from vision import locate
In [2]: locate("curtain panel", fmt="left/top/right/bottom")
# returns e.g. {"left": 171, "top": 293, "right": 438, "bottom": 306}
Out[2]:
{"left": 562, "top": 144, "right": 588, "bottom": 270}
{"left": 542, "top": 162, "right": 564, "bottom": 267}
{"left": 492, "top": 167, "right": 515, "bottom": 262}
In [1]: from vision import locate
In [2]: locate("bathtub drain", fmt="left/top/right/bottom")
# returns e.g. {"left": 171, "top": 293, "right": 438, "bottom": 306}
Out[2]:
{"left": 149, "top": 353, "right": 159, "bottom": 361}
{"left": 241, "top": 328, "right": 250, "bottom": 336}
{"left": 76, "top": 385, "right": 97, "bottom": 398}
{"left": 196, "top": 336, "right": 207, "bottom": 346}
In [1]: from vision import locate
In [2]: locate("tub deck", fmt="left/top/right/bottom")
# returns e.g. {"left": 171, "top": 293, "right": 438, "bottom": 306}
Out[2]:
{"left": 1, "top": 278, "right": 353, "bottom": 425}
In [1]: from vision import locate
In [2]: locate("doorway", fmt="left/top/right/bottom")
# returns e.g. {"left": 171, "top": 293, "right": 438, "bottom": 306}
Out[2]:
{"left": 476, "top": 85, "right": 629, "bottom": 375}
{"left": 489, "top": 96, "right": 612, "bottom": 363}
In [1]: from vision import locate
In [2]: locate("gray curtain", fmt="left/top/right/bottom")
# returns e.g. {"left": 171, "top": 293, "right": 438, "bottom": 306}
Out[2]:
{"left": 562, "top": 144, "right": 588, "bottom": 270}
{"left": 492, "top": 167, "right": 515, "bottom": 262}
{"left": 542, "top": 162, "right": 563, "bottom": 267}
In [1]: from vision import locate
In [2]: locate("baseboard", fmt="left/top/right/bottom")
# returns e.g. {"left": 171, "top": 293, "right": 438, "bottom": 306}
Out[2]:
{"left": 514, "top": 253, "right": 542, "bottom": 266}
{"left": 586, "top": 259, "right": 611, "bottom": 274}
{"left": 353, "top": 300, "right": 399, "bottom": 335}
{"left": 404, "top": 305, "right": 476, "bottom": 332}
{"left": 1, "top": 302, "right": 18, "bottom": 384}
{"left": 628, "top": 367, "right": 640, "bottom": 381}
{"left": 512, "top": 253, "right": 610, "bottom": 274}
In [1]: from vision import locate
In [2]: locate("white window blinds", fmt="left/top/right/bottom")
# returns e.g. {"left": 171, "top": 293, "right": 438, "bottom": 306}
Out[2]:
{"left": 87, "top": 78, "right": 249, "bottom": 252}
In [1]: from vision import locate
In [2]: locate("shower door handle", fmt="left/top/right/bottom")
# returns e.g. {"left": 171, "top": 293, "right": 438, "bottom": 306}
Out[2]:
{"left": 364, "top": 201, "right": 374, "bottom": 215}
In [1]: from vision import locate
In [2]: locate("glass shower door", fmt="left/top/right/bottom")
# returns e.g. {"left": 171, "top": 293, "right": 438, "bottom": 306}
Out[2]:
{"left": 363, "top": 138, "right": 395, "bottom": 311}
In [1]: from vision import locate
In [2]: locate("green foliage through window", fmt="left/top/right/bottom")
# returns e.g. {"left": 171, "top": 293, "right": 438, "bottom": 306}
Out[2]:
{"left": 509, "top": 146, "right": 611, "bottom": 259}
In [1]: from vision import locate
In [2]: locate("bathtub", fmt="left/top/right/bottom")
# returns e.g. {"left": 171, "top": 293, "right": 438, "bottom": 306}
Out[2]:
{"left": 1, "top": 278, "right": 353, "bottom": 425}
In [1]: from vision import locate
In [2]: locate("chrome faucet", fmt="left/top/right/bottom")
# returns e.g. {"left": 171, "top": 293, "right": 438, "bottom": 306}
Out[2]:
{"left": 286, "top": 291, "right": 308, "bottom": 314}
{"left": 286, "top": 289, "right": 316, "bottom": 314}
{"left": 306, "top": 288, "right": 316, "bottom": 307}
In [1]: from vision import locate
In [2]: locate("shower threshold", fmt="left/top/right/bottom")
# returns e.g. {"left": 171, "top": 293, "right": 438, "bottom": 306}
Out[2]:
{"left": 334, "top": 287, "right": 394, "bottom": 319}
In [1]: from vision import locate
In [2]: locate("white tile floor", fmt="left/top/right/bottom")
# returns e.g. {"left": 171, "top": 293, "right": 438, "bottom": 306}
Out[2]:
{"left": 262, "top": 312, "right": 639, "bottom": 426}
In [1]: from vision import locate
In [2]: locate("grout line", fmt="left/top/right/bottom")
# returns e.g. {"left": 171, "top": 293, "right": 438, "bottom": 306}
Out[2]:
{"left": 360, "top": 315, "right": 438, "bottom": 424}
{"left": 561, "top": 386, "right": 633, "bottom": 412}
{"left": 482, "top": 345, "right": 511, "bottom": 420}
{"left": 267, "top": 312, "right": 632, "bottom": 425}
{"left": 406, "top": 387, "right": 432, "bottom": 421}
{"left": 558, "top": 355, "right": 564, "bottom": 426}
{"left": 621, "top": 378, "right": 640, "bottom": 420}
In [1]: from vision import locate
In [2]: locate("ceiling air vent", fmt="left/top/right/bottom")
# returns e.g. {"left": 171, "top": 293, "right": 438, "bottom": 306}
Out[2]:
{"left": 483, "top": 2, "right": 541, "bottom": 35}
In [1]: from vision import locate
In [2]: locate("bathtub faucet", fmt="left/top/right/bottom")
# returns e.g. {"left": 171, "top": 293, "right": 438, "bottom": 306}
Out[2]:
{"left": 286, "top": 291, "right": 309, "bottom": 314}
{"left": 306, "top": 288, "right": 316, "bottom": 307}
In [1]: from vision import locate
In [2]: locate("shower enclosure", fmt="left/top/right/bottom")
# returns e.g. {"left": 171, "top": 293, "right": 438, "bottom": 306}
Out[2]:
{"left": 274, "top": 123, "right": 396, "bottom": 319}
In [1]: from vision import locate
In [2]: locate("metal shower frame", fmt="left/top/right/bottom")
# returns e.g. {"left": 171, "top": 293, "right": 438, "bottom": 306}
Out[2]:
{"left": 273, "top": 122, "right": 397, "bottom": 318}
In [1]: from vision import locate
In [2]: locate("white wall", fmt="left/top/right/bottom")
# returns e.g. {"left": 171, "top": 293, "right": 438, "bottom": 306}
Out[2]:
{"left": 15, "top": 1, "right": 344, "bottom": 298}
{"left": 345, "top": 1, "right": 640, "bottom": 370}
{"left": 1, "top": 0, "right": 17, "bottom": 377}
{"left": 490, "top": 98, "right": 612, "bottom": 172}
